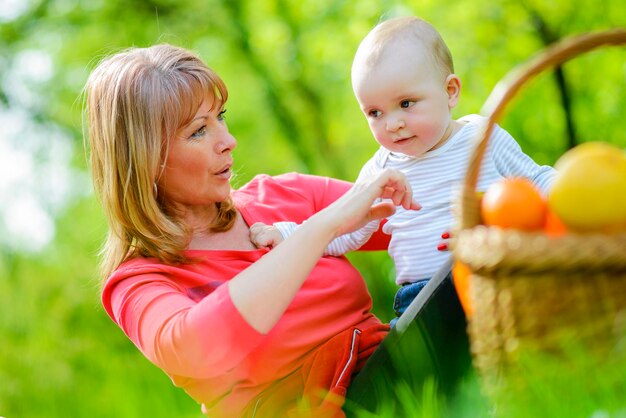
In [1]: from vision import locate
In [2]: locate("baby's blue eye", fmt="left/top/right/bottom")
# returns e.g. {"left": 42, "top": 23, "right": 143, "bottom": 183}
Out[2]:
{"left": 400, "top": 100, "right": 411, "bottom": 108}
{"left": 369, "top": 110, "right": 381, "bottom": 118}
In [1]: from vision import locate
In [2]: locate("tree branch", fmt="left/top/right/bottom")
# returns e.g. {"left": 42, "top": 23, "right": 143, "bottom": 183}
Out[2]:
{"left": 526, "top": 6, "right": 578, "bottom": 150}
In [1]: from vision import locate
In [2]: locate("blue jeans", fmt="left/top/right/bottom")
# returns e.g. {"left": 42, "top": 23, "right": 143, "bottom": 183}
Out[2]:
{"left": 390, "top": 278, "right": 430, "bottom": 328}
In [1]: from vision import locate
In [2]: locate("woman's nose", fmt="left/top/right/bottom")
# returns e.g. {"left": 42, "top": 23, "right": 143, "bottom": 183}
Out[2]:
{"left": 216, "top": 131, "right": 237, "bottom": 154}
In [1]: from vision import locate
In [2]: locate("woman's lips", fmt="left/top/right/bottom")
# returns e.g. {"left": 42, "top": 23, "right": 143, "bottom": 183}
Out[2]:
{"left": 214, "top": 163, "right": 232, "bottom": 179}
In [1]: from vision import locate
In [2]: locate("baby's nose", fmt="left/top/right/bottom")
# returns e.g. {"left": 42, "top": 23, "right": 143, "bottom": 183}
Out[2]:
{"left": 386, "top": 116, "right": 405, "bottom": 131}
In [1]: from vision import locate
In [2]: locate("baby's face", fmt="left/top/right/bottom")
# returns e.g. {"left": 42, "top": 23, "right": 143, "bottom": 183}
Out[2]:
{"left": 352, "top": 46, "right": 459, "bottom": 157}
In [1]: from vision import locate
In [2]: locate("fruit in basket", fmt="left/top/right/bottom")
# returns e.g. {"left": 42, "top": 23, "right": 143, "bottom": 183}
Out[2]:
{"left": 452, "top": 261, "right": 473, "bottom": 318}
{"left": 481, "top": 177, "right": 546, "bottom": 231}
{"left": 544, "top": 207, "right": 568, "bottom": 237}
{"left": 549, "top": 142, "right": 626, "bottom": 233}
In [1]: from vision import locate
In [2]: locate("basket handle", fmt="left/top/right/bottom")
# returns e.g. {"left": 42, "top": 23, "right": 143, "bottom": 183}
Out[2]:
{"left": 460, "top": 29, "right": 626, "bottom": 230}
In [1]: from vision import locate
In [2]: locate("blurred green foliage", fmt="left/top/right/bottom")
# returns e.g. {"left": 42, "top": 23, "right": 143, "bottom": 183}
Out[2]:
{"left": 1, "top": 0, "right": 625, "bottom": 416}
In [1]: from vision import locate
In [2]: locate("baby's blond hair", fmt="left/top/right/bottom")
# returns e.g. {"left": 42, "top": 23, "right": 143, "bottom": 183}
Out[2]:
{"left": 353, "top": 16, "right": 454, "bottom": 79}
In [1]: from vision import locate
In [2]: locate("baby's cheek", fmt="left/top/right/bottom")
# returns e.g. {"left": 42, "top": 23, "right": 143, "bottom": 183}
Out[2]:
{"left": 372, "top": 130, "right": 390, "bottom": 147}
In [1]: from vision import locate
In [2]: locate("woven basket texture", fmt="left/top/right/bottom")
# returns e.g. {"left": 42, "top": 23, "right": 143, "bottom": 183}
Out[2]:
{"left": 453, "top": 29, "right": 626, "bottom": 399}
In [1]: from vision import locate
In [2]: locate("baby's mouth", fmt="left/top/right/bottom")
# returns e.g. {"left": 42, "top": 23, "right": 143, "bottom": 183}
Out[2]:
{"left": 394, "top": 136, "right": 415, "bottom": 144}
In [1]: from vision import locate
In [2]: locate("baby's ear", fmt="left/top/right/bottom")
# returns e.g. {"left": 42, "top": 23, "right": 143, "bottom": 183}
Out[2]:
{"left": 445, "top": 74, "right": 461, "bottom": 108}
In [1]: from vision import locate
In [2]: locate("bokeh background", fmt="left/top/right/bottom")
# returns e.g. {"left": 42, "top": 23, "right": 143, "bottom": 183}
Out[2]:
{"left": 1, "top": 0, "right": 625, "bottom": 416}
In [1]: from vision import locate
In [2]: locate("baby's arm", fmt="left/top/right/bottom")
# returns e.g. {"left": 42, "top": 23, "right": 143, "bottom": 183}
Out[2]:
{"left": 489, "top": 126, "right": 556, "bottom": 194}
{"left": 250, "top": 220, "right": 381, "bottom": 255}
{"left": 326, "top": 219, "right": 381, "bottom": 255}
{"left": 250, "top": 155, "right": 386, "bottom": 254}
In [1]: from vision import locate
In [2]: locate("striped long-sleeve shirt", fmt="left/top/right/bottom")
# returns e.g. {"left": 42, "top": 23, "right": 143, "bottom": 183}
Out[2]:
{"left": 276, "top": 115, "right": 556, "bottom": 284}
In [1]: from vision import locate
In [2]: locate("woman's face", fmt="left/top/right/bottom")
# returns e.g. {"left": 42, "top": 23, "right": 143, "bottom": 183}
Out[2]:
{"left": 157, "top": 92, "right": 236, "bottom": 213}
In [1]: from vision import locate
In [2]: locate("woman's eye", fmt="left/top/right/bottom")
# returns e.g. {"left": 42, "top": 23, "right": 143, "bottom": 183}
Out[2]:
{"left": 218, "top": 108, "right": 227, "bottom": 121}
{"left": 368, "top": 110, "right": 381, "bottom": 118}
{"left": 190, "top": 125, "right": 207, "bottom": 139}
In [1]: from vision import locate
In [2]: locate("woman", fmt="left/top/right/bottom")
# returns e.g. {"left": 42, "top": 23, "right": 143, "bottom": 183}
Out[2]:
{"left": 85, "top": 44, "right": 419, "bottom": 417}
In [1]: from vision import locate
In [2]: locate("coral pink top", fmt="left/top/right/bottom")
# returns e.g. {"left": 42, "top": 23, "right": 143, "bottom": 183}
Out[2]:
{"left": 101, "top": 173, "right": 390, "bottom": 417}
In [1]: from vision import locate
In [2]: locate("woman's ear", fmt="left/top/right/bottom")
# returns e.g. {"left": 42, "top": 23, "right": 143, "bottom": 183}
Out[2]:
{"left": 445, "top": 74, "right": 461, "bottom": 108}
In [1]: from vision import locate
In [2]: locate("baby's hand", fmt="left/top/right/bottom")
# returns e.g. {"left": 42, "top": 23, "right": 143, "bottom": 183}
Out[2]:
{"left": 250, "top": 222, "right": 285, "bottom": 249}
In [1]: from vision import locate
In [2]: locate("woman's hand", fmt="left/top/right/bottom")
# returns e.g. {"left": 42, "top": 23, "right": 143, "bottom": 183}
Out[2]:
{"left": 316, "top": 168, "right": 421, "bottom": 238}
{"left": 438, "top": 231, "right": 451, "bottom": 251}
{"left": 230, "top": 168, "right": 420, "bottom": 334}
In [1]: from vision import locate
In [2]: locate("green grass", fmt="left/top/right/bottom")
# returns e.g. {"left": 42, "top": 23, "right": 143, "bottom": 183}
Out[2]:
{"left": 344, "top": 345, "right": 626, "bottom": 418}
{"left": 485, "top": 342, "right": 626, "bottom": 418}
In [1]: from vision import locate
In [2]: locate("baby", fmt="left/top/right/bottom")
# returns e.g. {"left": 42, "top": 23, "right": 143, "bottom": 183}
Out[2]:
{"left": 251, "top": 16, "right": 555, "bottom": 322}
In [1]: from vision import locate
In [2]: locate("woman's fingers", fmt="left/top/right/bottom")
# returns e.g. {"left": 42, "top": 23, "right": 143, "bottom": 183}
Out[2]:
{"left": 437, "top": 230, "right": 452, "bottom": 251}
{"left": 321, "top": 169, "right": 421, "bottom": 238}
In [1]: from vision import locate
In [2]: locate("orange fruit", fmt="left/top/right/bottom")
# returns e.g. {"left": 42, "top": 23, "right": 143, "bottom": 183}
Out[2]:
{"left": 452, "top": 261, "right": 473, "bottom": 318}
{"left": 481, "top": 177, "right": 546, "bottom": 231}
{"left": 544, "top": 207, "right": 568, "bottom": 237}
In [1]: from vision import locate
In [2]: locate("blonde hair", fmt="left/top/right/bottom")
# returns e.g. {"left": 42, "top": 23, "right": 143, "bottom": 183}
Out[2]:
{"left": 354, "top": 16, "right": 454, "bottom": 78}
{"left": 85, "top": 44, "right": 237, "bottom": 279}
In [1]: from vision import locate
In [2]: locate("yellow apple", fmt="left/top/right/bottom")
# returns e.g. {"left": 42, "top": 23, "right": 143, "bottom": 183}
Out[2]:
{"left": 548, "top": 142, "right": 626, "bottom": 233}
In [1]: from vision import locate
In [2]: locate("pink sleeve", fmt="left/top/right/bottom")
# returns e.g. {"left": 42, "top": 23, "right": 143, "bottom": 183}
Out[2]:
{"left": 108, "top": 274, "right": 265, "bottom": 378}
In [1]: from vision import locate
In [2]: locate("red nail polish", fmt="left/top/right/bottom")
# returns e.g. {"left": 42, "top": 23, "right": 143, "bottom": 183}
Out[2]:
{"left": 441, "top": 232, "right": 450, "bottom": 239}
{"left": 437, "top": 243, "right": 448, "bottom": 251}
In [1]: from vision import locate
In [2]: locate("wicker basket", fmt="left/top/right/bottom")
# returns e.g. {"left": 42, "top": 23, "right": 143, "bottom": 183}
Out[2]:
{"left": 453, "top": 29, "right": 626, "bottom": 401}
